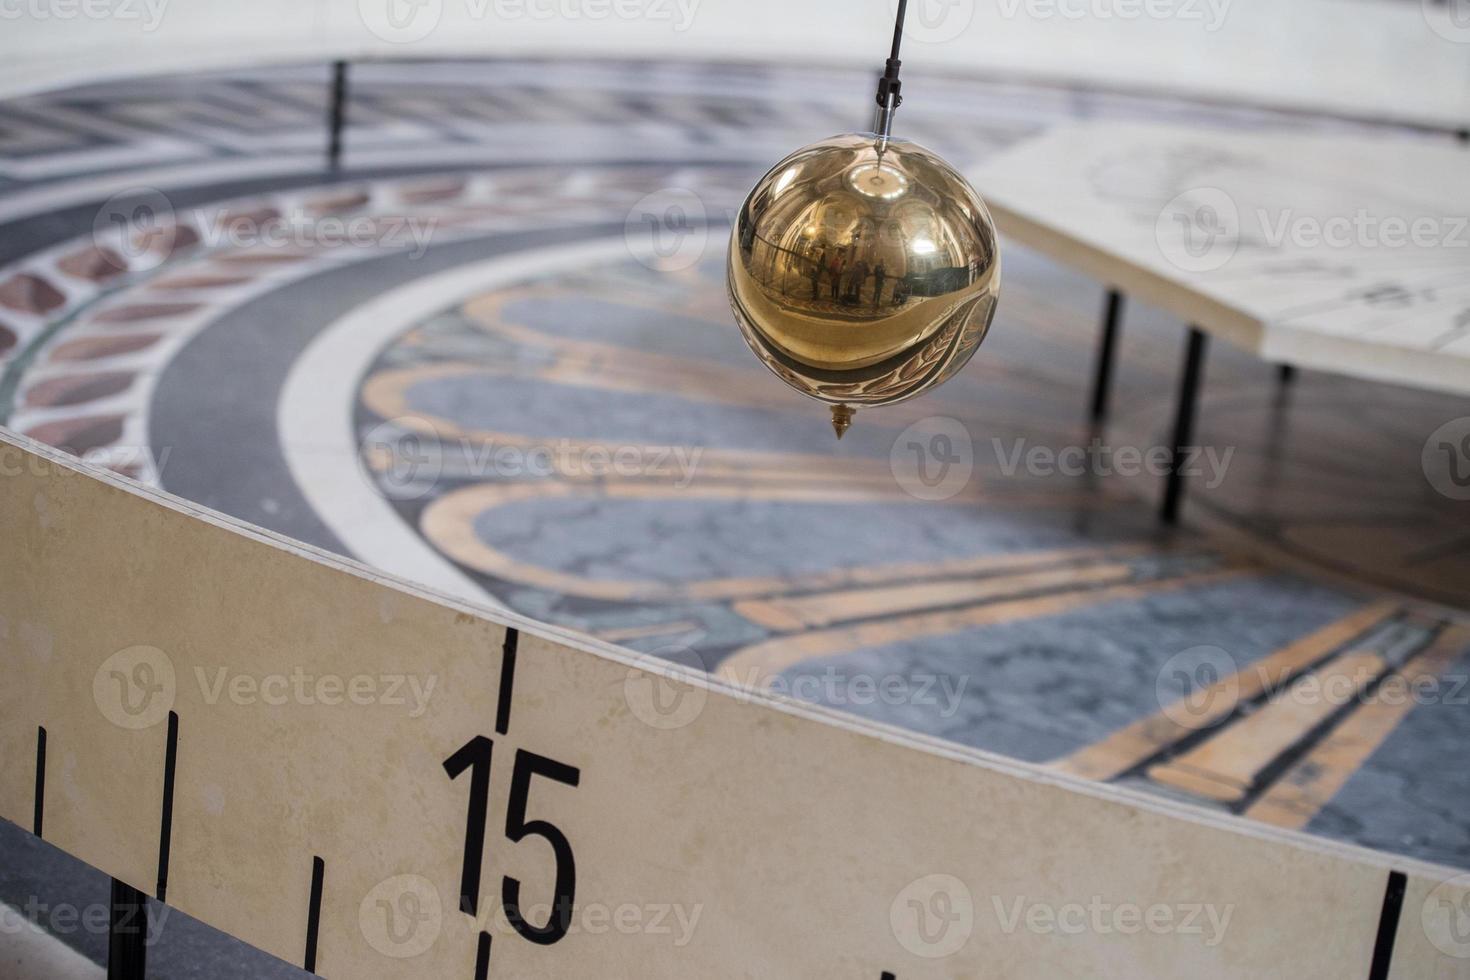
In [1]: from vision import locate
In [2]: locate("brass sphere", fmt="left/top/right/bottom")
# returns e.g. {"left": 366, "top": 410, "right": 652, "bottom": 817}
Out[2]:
{"left": 727, "top": 133, "right": 1001, "bottom": 437}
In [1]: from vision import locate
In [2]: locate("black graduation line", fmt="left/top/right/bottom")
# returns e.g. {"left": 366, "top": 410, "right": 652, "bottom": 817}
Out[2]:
{"left": 1368, "top": 871, "right": 1407, "bottom": 980}
{"left": 32, "top": 726, "right": 45, "bottom": 838}
{"left": 155, "top": 711, "right": 179, "bottom": 902}
{"left": 304, "top": 856, "right": 325, "bottom": 973}
{"left": 108, "top": 878, "right": 148, "bottom": 978}
{"left": 495, "top": 628, "right": 519, "bottom": 736}
{"left": 326, "top": 61, "right": 349, "bottom": 171}
{"left": 474, "top": 931, "right": 492, "bottom": 980}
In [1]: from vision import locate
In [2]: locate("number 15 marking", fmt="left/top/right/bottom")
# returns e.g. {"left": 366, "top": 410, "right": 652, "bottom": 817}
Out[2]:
{"left": 444, "top": 736, "right": 582, "bottom": 946}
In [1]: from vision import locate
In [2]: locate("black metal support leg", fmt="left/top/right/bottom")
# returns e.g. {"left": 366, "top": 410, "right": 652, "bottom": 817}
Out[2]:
{"left": 1277, "top": 363, "right": 1296, "bottom": 386}
{"left": 327, "top": 60, "right": 349, "bottom": 172}
{"left": 108, "top": 879, "right": 148, "bottom": 980}
{"left": 1162, "top": 327, "right": 1208, "bottom": 525}
{"left": 1088, "top": 289, "right": 1124, "bottom": 425}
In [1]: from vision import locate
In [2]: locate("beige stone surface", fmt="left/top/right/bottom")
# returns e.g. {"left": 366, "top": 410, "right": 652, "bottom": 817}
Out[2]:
{"left": 1, "top": 430, "right": 1466, "bottom": 977}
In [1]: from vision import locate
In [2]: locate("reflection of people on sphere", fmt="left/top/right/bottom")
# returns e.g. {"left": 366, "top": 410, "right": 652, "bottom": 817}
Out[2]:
{"left": 847, "top": 258, "right": 869, "bottom": 305}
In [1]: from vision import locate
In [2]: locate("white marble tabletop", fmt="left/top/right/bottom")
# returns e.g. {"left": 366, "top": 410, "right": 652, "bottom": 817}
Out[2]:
{"left": 971, "top": 122, "right": 1470, "bottom": 396}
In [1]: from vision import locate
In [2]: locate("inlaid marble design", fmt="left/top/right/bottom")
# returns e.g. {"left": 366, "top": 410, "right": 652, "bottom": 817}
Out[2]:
{"left": 0, "top": 60, "right": 1466, "bottom": 882}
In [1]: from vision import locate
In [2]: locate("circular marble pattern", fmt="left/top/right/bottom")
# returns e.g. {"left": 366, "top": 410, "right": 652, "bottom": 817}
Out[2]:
{"left": 1, "top": 59, "right": 1468, "bottom": 875}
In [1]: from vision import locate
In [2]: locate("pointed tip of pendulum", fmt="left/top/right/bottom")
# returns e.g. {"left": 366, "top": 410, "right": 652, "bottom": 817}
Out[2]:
{"left": 830, "top": 403, "right": 855, "bottom": 440}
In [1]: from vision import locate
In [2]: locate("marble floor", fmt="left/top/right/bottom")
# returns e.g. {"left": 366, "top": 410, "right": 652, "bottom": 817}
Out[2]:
{"left": 2, "top": 58, "right": 1468, "bottom": 975}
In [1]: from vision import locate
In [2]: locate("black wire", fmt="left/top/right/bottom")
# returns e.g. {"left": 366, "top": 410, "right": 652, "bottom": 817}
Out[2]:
{"left": 876, "top": 0, "right": 907, "bottom": 109}
{"left": 890, "top": 0, "right": 908, "bottom": 62}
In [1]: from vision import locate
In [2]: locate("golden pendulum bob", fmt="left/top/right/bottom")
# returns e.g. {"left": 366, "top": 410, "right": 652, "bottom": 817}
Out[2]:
{"left": 726, "top": 16, "right": 1001, "bottom": 439}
